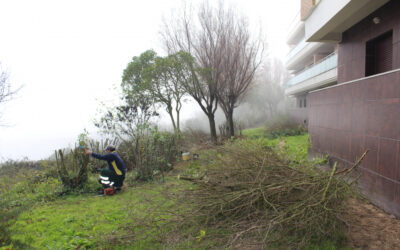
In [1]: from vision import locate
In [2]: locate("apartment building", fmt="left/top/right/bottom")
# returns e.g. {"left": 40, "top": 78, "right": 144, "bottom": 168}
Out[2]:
{"left": 286, "top": 0, "right": 400, "bottom": 216}
{"left": 285, "top": 0, "right": 337, "bottom": 125}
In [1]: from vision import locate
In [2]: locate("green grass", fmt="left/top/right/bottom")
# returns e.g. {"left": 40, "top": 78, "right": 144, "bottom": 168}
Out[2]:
{"left": 2, "top": 128, "right": 333, "bottom": 249}
{"left": 241, "top": 127, "right": 266, "bottom": 138}
{"left": 7, "top": 179, "right": 191, "bottom": 249}
{"left": 242, "top": 127, "right": 326, "bottom": 166}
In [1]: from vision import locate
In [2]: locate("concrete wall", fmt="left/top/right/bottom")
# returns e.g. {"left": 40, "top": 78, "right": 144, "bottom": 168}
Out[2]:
{"left": 309, "top": 0, "right": 400, "bottom": 216}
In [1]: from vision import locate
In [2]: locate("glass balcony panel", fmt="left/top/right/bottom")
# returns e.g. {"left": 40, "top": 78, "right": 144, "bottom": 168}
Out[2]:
{"left": 286, "top": 52, "right": 337, "bottom": 87}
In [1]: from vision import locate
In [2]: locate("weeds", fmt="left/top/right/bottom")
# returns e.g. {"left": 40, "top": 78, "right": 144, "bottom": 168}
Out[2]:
{"left": 265, "top": 114, "right": 307, "bottom": 139}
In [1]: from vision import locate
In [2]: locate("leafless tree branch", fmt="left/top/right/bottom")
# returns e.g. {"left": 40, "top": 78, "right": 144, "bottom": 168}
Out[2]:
{"left": 0, "top": 63, "right": 21, "bottom": 125}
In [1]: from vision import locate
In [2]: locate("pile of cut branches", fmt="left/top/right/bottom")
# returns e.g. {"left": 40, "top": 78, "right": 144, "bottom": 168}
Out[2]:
{"left": 179, "top": 140, "right": 366, "bottom": 248}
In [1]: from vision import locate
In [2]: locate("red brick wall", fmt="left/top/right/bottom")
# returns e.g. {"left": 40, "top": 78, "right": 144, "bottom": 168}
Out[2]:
{"left": 309, "top": 0, "right": 400, "bottom": 216}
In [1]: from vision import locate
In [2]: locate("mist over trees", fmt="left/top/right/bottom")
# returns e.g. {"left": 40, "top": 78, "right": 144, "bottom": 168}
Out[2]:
{"left": 96, "top": 0, "right": 287, "bottom": 142}
{"left": 161, "top": 0, "right": 263, "bottom": 141}
{"left": 235, "top": 57, "right": 288, "bottom": 126}
{"left": 183, "top": 57, "right": 288, "bottom": 132}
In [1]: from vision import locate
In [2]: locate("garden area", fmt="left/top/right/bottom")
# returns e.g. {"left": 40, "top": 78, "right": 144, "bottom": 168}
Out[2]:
{"left": 2, "top": 126, "right": 399, "bottom": 249}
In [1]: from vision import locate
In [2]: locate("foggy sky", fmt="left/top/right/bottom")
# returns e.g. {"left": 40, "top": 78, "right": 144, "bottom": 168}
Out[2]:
{"left": 0, "top": 0, "right": 298, "bottom": 161}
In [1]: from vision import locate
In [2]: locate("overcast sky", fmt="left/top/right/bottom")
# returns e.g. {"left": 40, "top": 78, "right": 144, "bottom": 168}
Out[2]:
{"left": 0, "top": 0, "right": 298, "bottom": 161}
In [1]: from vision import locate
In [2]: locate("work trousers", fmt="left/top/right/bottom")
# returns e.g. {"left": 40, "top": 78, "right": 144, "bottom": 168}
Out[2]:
{"left": 98, "top": 168, "right": 125, "bottom": 188}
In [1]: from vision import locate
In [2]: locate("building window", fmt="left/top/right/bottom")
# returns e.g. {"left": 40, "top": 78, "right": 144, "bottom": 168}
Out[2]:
{"left": 299, "top": 99, "right": 303, "bottom": 108}
{"left": 365, "top": 30, "right": 393, "bottom": 76}
{"left": 304, "top": 98, "right": 307, "bottom": 108}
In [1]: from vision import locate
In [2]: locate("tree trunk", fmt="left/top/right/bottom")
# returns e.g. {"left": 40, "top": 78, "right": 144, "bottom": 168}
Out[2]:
{"left": 208, "top": 113, "right": 218, "bottom": 144}
{"left": 167, "top": 106, "right": 177, "bottom": 131}
{"left": 227, "top": 108, "right": 234, "bottom": 137}
{"left": 176, "top": 102, "right": 181, "bottom": 133}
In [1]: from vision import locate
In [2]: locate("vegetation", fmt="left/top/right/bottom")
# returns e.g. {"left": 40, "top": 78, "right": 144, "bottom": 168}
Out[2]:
{"left": 243, "top": 115, "right": 307, "bottom": 140}
{"left": 0, "top": 129, "right": 363, "bottom": 249}
{"left": 0, "top": 1, "right": 367, "bottom": 249}
{"left": 162, "top": 0, "right": 264, "bottom": 140}
{"left": 265, "top": 114, "right": 308, "bottom": 139}
{"left": 174, "top": 139, "right": 351, "bottom": 248}
{"left": 122, "top": 50, "right": 189, "bottom": 133}
{"left": 127, "top": 127, "right": 179, "bottom": 182}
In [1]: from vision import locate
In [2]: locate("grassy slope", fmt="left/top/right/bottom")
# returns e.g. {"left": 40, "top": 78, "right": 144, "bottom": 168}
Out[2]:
{"left": 7, "top": 180, "right": 193, "bottom": 249}
{"left": 3, "top": 130, "right": 330, "bottom": 249}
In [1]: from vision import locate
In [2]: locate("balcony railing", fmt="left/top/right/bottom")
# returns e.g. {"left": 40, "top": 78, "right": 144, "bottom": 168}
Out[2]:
{"left": 285, "top": 37, "right": 307, "bottom": 64}
{"left": 286, "top": 52, "right": 337, "bottom": 87}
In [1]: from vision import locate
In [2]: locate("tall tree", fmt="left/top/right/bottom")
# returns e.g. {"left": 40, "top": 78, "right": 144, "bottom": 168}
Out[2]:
{"left": 161, "top": 1, "right": 222, "bottom": 143}
{"left": 146, "top": 52, "right": 189, "bottom": 133}
{"left": 216, "top": 11, "right": 264, "bottom": 137}
{"left": 161, "top": 0, "right": 263, "bottom": 140}
{"left": 121, "top": 50, "right": 188, "bottom": 133}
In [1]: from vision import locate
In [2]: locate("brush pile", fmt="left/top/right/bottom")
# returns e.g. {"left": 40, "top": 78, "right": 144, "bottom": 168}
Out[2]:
{"left": 181, "top": 140, "right": 365, "bottom": 248}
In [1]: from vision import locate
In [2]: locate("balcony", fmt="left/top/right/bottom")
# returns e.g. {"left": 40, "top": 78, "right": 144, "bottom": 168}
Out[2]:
{"left": 285, "top": 38, "right": 332, "bottom": 71}
{"left": 286, "top": 37, "right": 307, "bottom": 63}
{"left": 305, "top": 0, "right": 389, "bottom": 42}
{"left": 285, "top": 52, "right": 337, "bottom": 96}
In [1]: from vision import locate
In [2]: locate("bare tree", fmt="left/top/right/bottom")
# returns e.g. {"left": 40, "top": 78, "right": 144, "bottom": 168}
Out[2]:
{"left": 162, "top": 1, "right": 263, "bottom": 140}
{"left": 161, "top": 1, "right": 227, "bottom": 143}
{"left": 0, "top": 63, "right": 20, "bottom": 123}
{"left": 215, "top": 5, "right": 264, "bottom": 137}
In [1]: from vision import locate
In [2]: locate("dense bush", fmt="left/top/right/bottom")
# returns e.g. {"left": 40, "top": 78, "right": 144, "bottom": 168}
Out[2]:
{"left": 55, "top": 148, "right": 90, "bottom": 190}
{"left": 265, "top": 115, "right": 307, "bottom": 139}
{"left": 54, "top": 133, "right": 90, "bottom": 190}
{"left": 124, "top": 127, "right": 179, "bottom": 182}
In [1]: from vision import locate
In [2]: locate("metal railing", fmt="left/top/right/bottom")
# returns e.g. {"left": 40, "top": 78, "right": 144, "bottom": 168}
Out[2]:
{"left": 286, "top": 52, "right": 337, "bottom": 87}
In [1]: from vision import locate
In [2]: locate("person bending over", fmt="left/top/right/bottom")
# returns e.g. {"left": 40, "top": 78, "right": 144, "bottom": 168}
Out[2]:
{"left": 85, "top": 145, "right": 126, "bottom": 194}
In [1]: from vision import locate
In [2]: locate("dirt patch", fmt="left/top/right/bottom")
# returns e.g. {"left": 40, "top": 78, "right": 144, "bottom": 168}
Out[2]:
{"left": 343, "top": 198, "right": 400, "bottom": 249}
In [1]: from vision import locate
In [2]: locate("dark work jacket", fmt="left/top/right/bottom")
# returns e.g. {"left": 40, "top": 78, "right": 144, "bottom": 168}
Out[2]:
{"left": 91, "top": 151, "right": 126, "bottom": 176}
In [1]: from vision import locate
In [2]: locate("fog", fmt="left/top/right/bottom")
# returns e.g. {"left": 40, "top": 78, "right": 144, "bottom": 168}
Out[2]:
{"left": 181, "top": 57, "right": 289, "bottom": 134}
